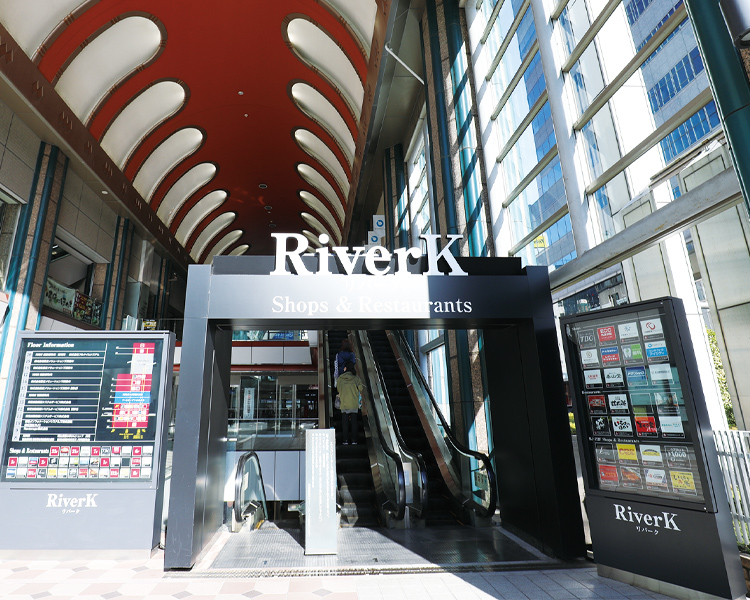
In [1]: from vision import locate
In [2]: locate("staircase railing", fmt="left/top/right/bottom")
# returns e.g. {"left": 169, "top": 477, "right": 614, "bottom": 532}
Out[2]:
{"left": 232, "top": 450, "right": 268, "bottom": 532}
{"left": 357, "top": 331, "right": 429, "bottom": 519}
{"left": 389, "top": 330, "right": 498, "bottom": 519}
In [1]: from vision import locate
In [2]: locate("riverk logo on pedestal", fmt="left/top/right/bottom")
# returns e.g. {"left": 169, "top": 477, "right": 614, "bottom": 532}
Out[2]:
{"left": 46, "top": 493, "right": 98, "bottom": 511}
{"left": 614, "top": 504, "right": 681, "bottom": 532}
{"left": 270, "top": 233, "right": 468, "bottom": 276}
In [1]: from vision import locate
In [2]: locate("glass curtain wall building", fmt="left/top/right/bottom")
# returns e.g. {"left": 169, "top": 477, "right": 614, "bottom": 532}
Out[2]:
{"left": 459, "top": 0, "right": 743, "bottom": 429}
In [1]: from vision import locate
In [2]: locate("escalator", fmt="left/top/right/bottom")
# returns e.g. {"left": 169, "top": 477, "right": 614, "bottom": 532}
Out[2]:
{"left": 368, "top": 330, "right": 462, "bottom": 525}
{"left": 328, "top": 330, "right": 379, "bottom": 527}
{"left": 366, "top": 330, "right": 497, "bottom": 527}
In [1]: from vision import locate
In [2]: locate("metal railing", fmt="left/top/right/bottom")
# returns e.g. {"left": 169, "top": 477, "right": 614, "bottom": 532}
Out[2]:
{"left": 347, "top": 331, "right": 410, "bottom": 521}
{"left": 357, "top": 331, "right": 429, "bottom": 519}
{"left": 390, "top": 330, "right": 498, "bottom": 519}
{"left": 715, "top": 429, "right": 750, "bottom": 544}
{"left": 232, "top": 451, "right": 268, "bottom": 532}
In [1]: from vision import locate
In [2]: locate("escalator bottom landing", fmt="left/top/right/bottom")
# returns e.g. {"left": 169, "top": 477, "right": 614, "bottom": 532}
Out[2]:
{"left": 201, "top": 522, "right": 582, "bottom": 576}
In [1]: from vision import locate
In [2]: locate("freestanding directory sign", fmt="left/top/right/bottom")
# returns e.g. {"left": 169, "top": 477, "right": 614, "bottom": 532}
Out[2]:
{"left": 561, "top": 298, "right": 744, "bottom": 600}
{"left": 0, "top": 331, "right": 175, "bottom": 555}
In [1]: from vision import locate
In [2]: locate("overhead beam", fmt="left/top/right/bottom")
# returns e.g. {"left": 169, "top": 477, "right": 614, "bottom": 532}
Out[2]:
{"left": 549, "top": 167, "right": 742, "bottom": 293}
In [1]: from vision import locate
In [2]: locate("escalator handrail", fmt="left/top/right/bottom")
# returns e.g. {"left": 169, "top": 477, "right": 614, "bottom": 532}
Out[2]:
{"left": 358, "top": 331, "right": 430, "bottom": 519}
{"left": 342, "top": 332, "right": 406, "bottom": 520}
{"left": 233, "top": 450, "right": 268, "bottom": 526}
{"left": 393, "top": 330, "right": 498, "bottom": 518}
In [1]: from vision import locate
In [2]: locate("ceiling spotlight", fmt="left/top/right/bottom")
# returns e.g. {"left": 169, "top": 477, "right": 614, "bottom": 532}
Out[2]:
{"left": 101, "top": 191, "right": 108, "bottom": 195}
{"left": 238, "top": 91, "right": 244, "bottom": 95}
{"left": 269, "top": 223, "right": 277, "bottom": 228}
{"left": 244, "top": 114, "right": 248, "bottom": 117}
{"left": 265, "top": 206, "right": 273, "bottom": 211}
{"left": 259, "top": 183, "right": 267, "bottom": 189}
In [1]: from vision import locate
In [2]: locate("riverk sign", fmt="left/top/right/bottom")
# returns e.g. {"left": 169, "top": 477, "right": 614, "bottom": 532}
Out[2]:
{"left": 164, "top": 234, "right": 586, "bottom": 568}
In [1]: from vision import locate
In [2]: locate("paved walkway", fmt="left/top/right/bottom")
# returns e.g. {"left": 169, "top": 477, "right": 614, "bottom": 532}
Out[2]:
{"left": 0, "top": 526, "right": 676, "bottom": 600}
{"left": 0, "top": 557, "right": 674, "bottom": 600}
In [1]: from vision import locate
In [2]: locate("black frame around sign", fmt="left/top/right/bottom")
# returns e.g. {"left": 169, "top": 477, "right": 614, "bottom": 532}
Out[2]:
{"left": 561, "top": 297, "right": 717, "bottom": 513}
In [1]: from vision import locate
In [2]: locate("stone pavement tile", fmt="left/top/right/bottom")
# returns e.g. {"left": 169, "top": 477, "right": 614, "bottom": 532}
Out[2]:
{"left": 70, "top": 571, "right": 108, "bottom": 580}
{"left": 326, "top": 593, "right": 358, "bottom": 600}
{"left": 149, "top": 581, "right": 194, "bottom": 595}
{"left": 116, "top": 581, "right": 162, "bottom": 596}
{"left": 45, "top": 581, "right": 92, "bottom": 596}
{"left": 288, "top": 578, "right": 326, "bottom": 592}
{"left": 251, "top": 579, "right": 291, "bottom": 594}
{"left": 221, "top": 580, "right": 258, "bottom": 594}
{"left": 185, "top": 580, "right": 225, "bottom": 595}
{"left": 547, "top": 590, "right": 578, "bottom": 599}
{"left": 7, "top": 571, "right": 46, "bottom": 580}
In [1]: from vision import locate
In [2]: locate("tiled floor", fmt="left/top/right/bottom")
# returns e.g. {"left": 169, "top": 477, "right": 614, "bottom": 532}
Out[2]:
{"left": 0, "top": 523, "right": 673, "bottom": 600}
{"left": 0, "top": 557, "right": 676, "bottom": 600}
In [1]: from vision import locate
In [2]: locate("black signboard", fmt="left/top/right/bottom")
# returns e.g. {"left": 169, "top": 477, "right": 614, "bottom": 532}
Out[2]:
{"left": 563, "top": 303, "right": 709, "bottom": 506}
{"left": 561, "top": 298, "right": 744, "bottom": 599}
{"left": 1, "top": 334, "right": 169, "bottom": 484}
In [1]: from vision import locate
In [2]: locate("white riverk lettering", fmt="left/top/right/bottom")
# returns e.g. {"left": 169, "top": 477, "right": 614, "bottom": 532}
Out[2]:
{"left": 614, "top": 504, "right": 679, "bottom": 531}
{"left": 270, "top": 233, "right": 468, "bottom": 276}
{"left": 46, "top": 493, "right": 98, "bottom": 508}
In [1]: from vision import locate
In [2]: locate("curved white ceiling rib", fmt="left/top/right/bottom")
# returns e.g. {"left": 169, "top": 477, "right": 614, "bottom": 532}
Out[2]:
{"left": 295, "top": 129, "right": 349, "bottom": 200}
{"left": 287, "top": 19, "right": 363, "bottom": 119}
{"left": 299, "top": 191, "right": 341, "bottom": 242}
{"left": 133, "top": 128, "right": 204, "bottom": 201}
{"left": 55, "top": 17, "right": 162, "bottom": 124}
{"left": 302, "top": 230, "right": 323, "bottom": 248}
{"left": 101, "top": 82, "right": 186, "bottom": 170}
{"left": 301, "top": 211, "right": 340, "bottom": 244}
{"left": 292, "top": 83, "right": 355, "bottom": 166}
{"left": 297, "top": 164, "right": 344, "bottom": 222}
{"left": 203, "top": 230, "right": 243, "bottom": 264}
{"left": 191, "top": 212, "right": 235, "bottom": 261}
{"left": 321, "top": 0, "right": 377, "bottom": 56}
{"left": 174, "top": 190, "right": 227, "bottom": 245}
{"left": 229, "top": 244, "right": 249, "bottom": 256}
{"left": 0, "top": 0, "right": 87, "bottom": 57}
{"left": 156, "top": 162, "right": 217, "bottom": 226}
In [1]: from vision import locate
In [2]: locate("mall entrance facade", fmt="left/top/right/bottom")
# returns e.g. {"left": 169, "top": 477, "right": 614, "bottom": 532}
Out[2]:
{"left": 164, "top": 243, "right": 585, "bottom": 569}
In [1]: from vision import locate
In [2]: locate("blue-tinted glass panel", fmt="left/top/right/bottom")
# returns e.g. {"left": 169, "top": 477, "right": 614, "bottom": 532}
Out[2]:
{"left": 515, "top": 213, "right": 576, "bottom": 269}
{"left": 495, "top": 51, "right": 545, "bottom": 149}
{"left": 625, "top": 0, "right": 656, "bottom": 26}
{"left": 647, "top": 48, "right": 703, "bottom": 114}
{"left": 508, "top": 155, "right": 565, "bottom": 244}
{"left": 502, "top": 101, "right": 556, "bottom": 191}
{"left": 660, "top": 100, "right": 720, "bottom": 163}
{"left": 490, "top": 8, "right": 537, "bottom": 104}
{"left": 484, "top": 0, "right": 528, "bottom": 62}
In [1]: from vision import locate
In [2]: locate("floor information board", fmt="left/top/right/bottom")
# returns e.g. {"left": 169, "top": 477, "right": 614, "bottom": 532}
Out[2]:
{"left": 3, "top": 338, "right": 164, "bottom": 482}
{"left": 0, "top": 331, "right": 175, "bottom": 553}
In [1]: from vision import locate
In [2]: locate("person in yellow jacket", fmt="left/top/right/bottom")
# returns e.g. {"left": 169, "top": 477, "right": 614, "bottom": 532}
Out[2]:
{"left": 337, "top": 361, "right": 363, "bottom": 445}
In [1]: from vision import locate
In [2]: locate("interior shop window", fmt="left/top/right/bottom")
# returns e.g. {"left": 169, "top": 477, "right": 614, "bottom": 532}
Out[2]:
{"left": 0, "top": 200, "right": 21, "bottom": 291}
{"left": 227, "top": 373, "right": 318, "bottom": 451}
{"left": 43, "top": 240, "right": 103, "bottom": 327}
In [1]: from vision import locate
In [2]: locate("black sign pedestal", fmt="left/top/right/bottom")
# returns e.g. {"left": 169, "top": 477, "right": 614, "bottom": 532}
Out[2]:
{"left": 561, "top": 298, "right": 745, "bottom": 600}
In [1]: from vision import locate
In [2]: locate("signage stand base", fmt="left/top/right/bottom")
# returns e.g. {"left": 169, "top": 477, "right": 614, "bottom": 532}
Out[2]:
{"left": 597, "top": 564, "right": 743, "bottom": 600}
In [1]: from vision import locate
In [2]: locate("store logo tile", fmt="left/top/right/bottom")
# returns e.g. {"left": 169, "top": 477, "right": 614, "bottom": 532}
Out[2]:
{"left": 618, "top": 322, "right": 640, "bottom": 342}
{"left": 607, "top": 394, "right": 628, "bottom": 414}
{"left": 600, "top": 346, "right": 620, "bottom": 365}
{"left": 625, "top": 366, "right": 648, "bottom": 387}
{"left": 577, "top": 329, "right": 596, "bottom": 349}
{"left": 597, "top": 326, "right": 617, "bottom": 343}
{"left": 581, "top": 349, "right": 599, "bottom": 367}
{"left": 645, "top": 340, "right": 669, "bottom": 363}
{"left": 584, "top": 369, "right": 603, "bottom": 389}
{"left": 604, "top": 368, "right": 624, "bottom": 388}
{"left": 640, "top": 317, "right": 664, "bottom": 340}
{"left": 649, "top": 363, "right": 673, "bottom": 382}
{"left": 622, "top": 343, "right": 643, "bottom": 364}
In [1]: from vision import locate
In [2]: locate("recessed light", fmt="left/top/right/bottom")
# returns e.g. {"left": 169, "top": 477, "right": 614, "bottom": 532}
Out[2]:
{"left": 269, "top": 223, "right": 276, "bottom": 228}
{"left": 244, "top": 114, "right": 248, "bottom": 117}
{"left": 238, "top": 91, "right": 244, "bottom": 95}
{"left": 101, "top": 191, "right": 108, "bottom": 195}
{"left": 265, "top": 206, "right": 272, "bottom": 211}
{"left": 259, "top": 183, "right": 267, "bottom": 189}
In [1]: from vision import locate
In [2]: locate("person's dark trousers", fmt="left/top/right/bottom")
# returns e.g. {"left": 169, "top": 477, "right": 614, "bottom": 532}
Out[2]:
{"left": 342, "top": 412, "right": 358, "bottom": 444}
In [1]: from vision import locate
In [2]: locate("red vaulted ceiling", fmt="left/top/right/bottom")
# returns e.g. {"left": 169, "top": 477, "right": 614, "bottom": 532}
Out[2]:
{"left": 2, "top": 1, "right": 386, "bottom": 261}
